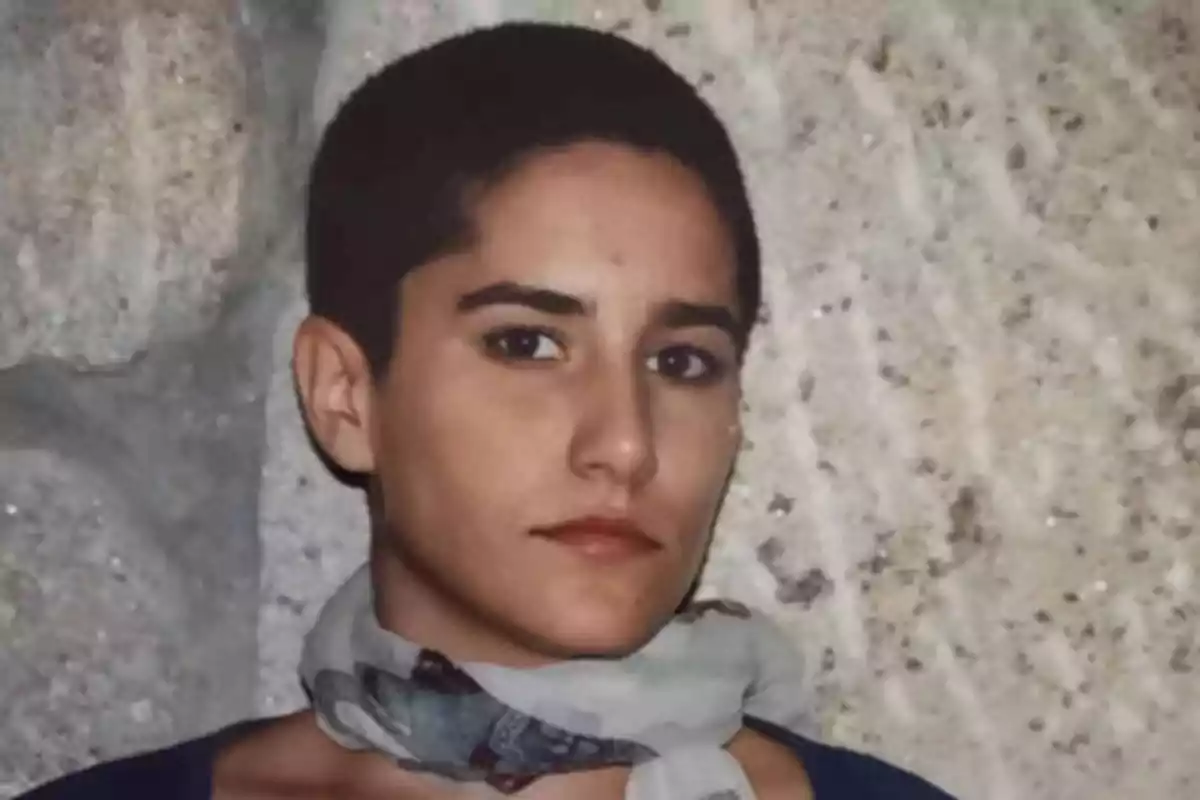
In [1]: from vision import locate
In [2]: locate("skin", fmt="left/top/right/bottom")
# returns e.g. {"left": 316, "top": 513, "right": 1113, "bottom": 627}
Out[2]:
{"left": 214, "top": 141, "right": 812, "bottom": 799}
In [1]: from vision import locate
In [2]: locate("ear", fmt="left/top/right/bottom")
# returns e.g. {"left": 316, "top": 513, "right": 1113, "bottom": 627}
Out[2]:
{"left": 293, "top": 316, "right": 377, "bottom": 474}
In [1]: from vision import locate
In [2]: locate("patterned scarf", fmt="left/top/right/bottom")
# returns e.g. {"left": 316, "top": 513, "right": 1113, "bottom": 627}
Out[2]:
{"left": 300, "top": 565, "right": 814, "bottom": 797}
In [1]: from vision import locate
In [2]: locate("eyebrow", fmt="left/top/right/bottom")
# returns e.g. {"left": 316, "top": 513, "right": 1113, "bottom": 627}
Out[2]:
{"left": 456, "top": 281, "right": 588, "bottom": 316}
{"left": 456, "top": 280, "right": 743, "bottom": 345}
{"left": 656, "top": 300, "right": 742, "bottom": 346}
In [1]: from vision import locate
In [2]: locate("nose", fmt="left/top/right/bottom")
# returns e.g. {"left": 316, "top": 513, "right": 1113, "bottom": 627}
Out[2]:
{"left": 567, "top": 359, "right": 658, "bottom": 492}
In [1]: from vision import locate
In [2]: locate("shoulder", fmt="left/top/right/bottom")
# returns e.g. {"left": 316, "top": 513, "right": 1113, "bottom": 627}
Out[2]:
{"left": 746, "top": 717, "right": 958, "bottom": 800}
{"left": 14, "top": 726, "right": 239, "bottom": 800}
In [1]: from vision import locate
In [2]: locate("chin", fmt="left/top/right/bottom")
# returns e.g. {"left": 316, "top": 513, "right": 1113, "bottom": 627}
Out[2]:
{"left": 527, "top": 607, "right": 666, "bottom": 660}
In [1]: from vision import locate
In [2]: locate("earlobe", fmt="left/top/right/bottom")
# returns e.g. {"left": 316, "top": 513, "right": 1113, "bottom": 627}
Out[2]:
{"left": 293, "top": 316, "right": 377, "bottom": 474}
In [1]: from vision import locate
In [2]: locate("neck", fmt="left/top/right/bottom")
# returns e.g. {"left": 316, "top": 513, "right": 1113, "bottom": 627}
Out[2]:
{"left": 368, "top": 541, "right": 560, "bottom": 668}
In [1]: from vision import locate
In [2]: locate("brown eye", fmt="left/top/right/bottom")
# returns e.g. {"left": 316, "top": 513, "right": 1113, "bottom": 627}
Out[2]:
{"left": 649, "top": 345, "right": 724, "bottom": 384}
{"left": 482, "top": 327, "right": 564, "bottom": 362}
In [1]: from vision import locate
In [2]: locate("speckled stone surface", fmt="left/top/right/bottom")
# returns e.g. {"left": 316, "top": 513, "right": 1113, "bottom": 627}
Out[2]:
{"left": 0, "top": 0, "right": 250, "bottom": 368}
{"left": 0, "top": 283, "right": 281, "bottom": 794}
{"left": 4, "top": 1, "right": 1200, "bottom": 798}
{"left": 0, "top": 0, "right": 317, "bottom": 795}
{"left": 0, "top": 450, "right": 188, "bottom": 791}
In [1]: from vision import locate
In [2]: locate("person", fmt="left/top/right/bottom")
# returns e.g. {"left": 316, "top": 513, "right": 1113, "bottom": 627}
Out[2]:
{"left": 20, "top": 22, "right": 956, "bottom": 799}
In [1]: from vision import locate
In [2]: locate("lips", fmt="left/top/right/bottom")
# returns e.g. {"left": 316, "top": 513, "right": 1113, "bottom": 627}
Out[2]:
{"left": 531, "top": 516, "right": 661, "bottom": 559}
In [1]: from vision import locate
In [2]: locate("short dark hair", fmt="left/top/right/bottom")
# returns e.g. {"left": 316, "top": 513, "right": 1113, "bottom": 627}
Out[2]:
{"left": 305, "top": 22, "right": 761, "bottom": 375}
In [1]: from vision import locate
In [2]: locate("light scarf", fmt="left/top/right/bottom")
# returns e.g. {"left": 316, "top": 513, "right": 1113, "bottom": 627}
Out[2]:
{"left": 300, "top": 565, "right": 814, "bottom": 797}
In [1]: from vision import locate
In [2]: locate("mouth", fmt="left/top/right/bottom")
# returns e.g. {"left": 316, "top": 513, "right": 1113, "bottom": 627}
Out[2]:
{"left": 530, "top": 516, "right": 662, "bottom": 560}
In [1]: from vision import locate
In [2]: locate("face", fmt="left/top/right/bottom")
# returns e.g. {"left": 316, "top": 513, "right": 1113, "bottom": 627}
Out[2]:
{"left": 296, "top": 141, "right": 744, "bottom": 665}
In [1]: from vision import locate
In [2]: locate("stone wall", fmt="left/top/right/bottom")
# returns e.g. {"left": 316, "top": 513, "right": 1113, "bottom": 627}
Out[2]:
{"left": 2, "top": 1, "right": 1197, "bottom": 797}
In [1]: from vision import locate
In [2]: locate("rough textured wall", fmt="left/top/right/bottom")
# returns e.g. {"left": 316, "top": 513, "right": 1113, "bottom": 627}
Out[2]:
{"left": 2, "top": 1, "right": 1198, "bottom": 798}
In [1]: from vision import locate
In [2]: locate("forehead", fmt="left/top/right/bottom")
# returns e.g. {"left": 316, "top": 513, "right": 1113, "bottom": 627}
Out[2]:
{"left": 416, "top": 141, "right": 739, "bottom": 308}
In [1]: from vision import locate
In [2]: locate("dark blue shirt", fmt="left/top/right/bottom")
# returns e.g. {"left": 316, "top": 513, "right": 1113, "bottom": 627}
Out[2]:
{"left": 19, "top": 716, "right": 956, "bottom": 799}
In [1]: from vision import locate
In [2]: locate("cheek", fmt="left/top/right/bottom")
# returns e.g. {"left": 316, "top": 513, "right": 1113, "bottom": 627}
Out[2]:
{"left": 652, "top": 393, "right": 739, "bottom": 521}
{"left": 385, "top": 359, "right": 573, "bottom": 519}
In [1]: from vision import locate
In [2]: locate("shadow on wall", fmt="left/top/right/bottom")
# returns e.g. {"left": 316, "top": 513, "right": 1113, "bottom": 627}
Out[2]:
{"left": 0, "top": 0, "right": 323, "bottom": 793}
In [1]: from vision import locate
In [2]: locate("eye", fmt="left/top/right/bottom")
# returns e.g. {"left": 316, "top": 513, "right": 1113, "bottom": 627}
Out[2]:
{"left": 481, "top": 326, "right": 565, "bottom": 362}
{"left": 648, "top": 345, "right": 725, "bottom": 384}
